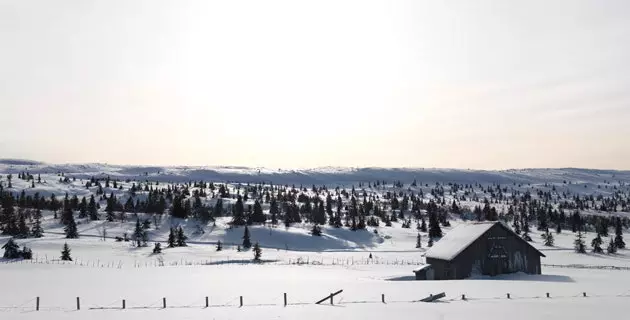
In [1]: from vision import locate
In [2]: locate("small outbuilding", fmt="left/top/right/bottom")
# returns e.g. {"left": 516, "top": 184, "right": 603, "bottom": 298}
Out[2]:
{"left": 422, "top": 221, "right": 545, "bottom": 280}
{"left": 413, "top": 264, "right": 435, "bottom": 280}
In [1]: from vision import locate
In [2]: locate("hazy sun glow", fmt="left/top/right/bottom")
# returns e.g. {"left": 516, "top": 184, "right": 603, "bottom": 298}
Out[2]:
{"left": 1, "top": 0, "right": 629, "bottom": 169}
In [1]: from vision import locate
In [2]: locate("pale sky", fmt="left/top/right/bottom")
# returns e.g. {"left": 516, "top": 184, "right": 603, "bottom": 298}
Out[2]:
{"left": 1, "top": 0, "right": 629, "bottom": 169}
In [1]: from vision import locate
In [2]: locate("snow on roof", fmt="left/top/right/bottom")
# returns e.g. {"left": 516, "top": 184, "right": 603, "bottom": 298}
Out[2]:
{"left": 425, "top": 222, "right": 497, "bottom": 261}
{"left": 413, "top": 264, "right": 432, "bottom": 273}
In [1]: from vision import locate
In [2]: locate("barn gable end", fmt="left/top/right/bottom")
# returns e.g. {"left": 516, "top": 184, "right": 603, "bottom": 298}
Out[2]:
{"left": 424, "top": 222, "right": 545, "bottom": 280}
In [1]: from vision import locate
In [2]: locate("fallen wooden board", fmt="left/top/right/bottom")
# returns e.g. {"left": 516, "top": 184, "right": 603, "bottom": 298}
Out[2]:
{"left": 420, "top": 292, "right": 446, "bottom": 302}
{"left": 315, "top": 290, "right": 343, "bottom": 304}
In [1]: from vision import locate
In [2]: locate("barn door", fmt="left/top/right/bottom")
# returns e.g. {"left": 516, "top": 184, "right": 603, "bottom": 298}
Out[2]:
{"left": 487, "top": 236, "right": 508, "bottom": 275}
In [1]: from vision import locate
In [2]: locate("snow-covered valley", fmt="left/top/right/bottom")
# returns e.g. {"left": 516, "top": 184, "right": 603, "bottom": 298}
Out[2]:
{"left": 1, "top": 160, "right": 630, "bottom": 319}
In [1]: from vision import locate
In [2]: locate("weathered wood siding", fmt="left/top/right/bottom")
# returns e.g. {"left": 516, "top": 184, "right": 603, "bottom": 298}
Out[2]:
{"left": 426, "top": 223, "right": 542, "bottom": 280}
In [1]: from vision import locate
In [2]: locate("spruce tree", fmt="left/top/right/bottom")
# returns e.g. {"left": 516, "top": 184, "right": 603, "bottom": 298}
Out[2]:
{"left": 31, "top": 209, "right": 43, "bottom": 238}
{"left": 428, "top": 203, "right": 442, "bottom": 239}
{"left": 64, "top": 212, "right": 78, "bottom": 238}
{"left": 17, "top": 213, "right": 29, "bottom": 238}
{"left": 232, "top": 195, "right": 246, "bottom": 225}
{"left": 420, "top": 217, "right": 427, "bottom": 232}
{"left": 416, "top": 233, "right": 422, "bottom": 248}
{"left": 269, "top": 198, "right": 279, "bottom": 225}
{"left": 253, "top": 242, "right": 262, "bottom": 261}
{"left": 556, "top": 223, "right": 561, "bottom": 234}
{"left": 614, "top": 217, "right": 625, "bottom": 249}
{"left": 216, "top": 240, "right": 223, "bottom": 251}
{"left": 88, "top": 195, "right": 98, "bottom": 220}
{"left": 152, "top": 242, "right": 162, "bottom": 254}
{"left": 574, "top": 230, "right": 586, "bottom": 254}
{"left": 607, "top": 237, "right": 617, "bottom": 254}
{"left": 133, "top": 219, "right": 144, "bottom": 247}
{"left": 176, "top": 226, "right": 187, "bottom": 247}
{"left": 541, "top": 230, "right": 554, "bottom": 246}
{"left": 20, "top": 246, "right": 32, "bottom": 259}
{"left": 311, "top": 224, "right": 322, "bottom": 236}
{"left": 242, "top": 226, "right": 252, "bottom": 249}
{"left": 591, "top": 234, "right": 603, "bottom": 253}
{"left": 167, "top": 228, "right": 176, "bottom": 248}
{"left": 251, "top": 200, "right": 265, "bottom": 224}
{"left": 2, "top": 238, "right": 20, "bottom": 258}
{"left": 60, "top": 242, "right": 72, "bottom": 261}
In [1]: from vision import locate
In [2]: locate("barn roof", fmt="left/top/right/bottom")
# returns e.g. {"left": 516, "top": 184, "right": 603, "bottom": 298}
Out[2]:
{"left": 425, "top": 221, "right": 545, "bottom": 261}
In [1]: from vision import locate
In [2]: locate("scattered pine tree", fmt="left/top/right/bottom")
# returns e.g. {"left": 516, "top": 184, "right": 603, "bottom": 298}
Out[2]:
{"left": 176, "top": 226, "right": 187, "bottom": 247}
{"left": 541, "top": 230, "right": 554, "bottom": 246}
{"left": 591, "top": 234, "right": 603, "bottom": 253}
{"left": 167, "top": 228, "right": 176, "bottom": 248}
{"left": 60, "top": 242, "right": 72, "bottom": 261}
{"left": 64, "top": 213, "right": 78, "bottom": 238}
{"left": 2, "top": 238, "right": 20, "bottom": 258}
{"left": 607, "top": 237, "right": 617, "bottom": 254}
{"left": 614, "top": 217, "right": 625, "bottom": 249}
{"left": 311, "top": 224, "right": 322, "bottom": 236}
{"left": 427, "top": 237, "right": 434, "bottom": 247}
{"left": 242, "top": 226, "right": 252, "bottom": 249}
{"left": 416, "top": 233, "right": 422, "bottom": 248}
{"left": 152, "top": 242, "right": 162, "bottom": 254}
{"left": 253, "top": 242, "right": 262, "bottom": 261}
{"left": 31, "top": 209, "right": 43, "bottom": 238}
{"left": 216, "top": 240, "right": 223, "bottom": 251}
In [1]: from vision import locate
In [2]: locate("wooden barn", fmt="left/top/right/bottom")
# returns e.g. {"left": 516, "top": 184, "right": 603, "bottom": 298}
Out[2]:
{"left": 422, "top": 221, "right": 545, "bottom": 280}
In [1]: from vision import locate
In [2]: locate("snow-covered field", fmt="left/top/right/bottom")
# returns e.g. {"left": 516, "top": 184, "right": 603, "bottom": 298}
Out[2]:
{"left": 1, "top": 160, "right": 630, "bottom": 319}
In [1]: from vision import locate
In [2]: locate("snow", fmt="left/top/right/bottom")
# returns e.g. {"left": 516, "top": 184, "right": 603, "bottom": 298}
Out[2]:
{"left": 425, "top": 222, "right": 497, "bottom": 261}
{"left": 1, "top": 160, "right": 630, "bottom": 319}
{"left": 413, "top": 264, "right": 432, "bottom": 272}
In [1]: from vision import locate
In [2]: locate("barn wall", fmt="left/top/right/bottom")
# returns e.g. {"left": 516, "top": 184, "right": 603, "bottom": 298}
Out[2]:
{"left": 430, "top": 224, "right": 543, "bottom": 280}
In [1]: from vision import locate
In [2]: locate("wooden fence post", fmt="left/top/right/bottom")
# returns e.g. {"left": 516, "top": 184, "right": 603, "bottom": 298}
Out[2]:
{"left": 205, "top": 296, "right": 209, "bottom": 308}
{"left": 462, "top": 294, "right": 466, "bottom": 300}
{"left": 284, "top": 293, "right": 287, "bottom": 307}
{"left": 583, "top": 292, "right": 587, "bottom": 297}
{"left": 36, "top": 297, "right": 40, "bottom": 311}
{"left": 76, "top": 297, "right": 80, "bottom": 310}
{"left": 122, "top": 299, "right": 126, "bottom": 309}
{"left": 240, "top": 296, "right": 243, "bottom": 307}
{"left": 507, "top": 293, "right": 510, "bottom": 299}
{"left": 163, "top": 297, "right": 166, "bottom": 308}
{"left": 546, "top": 293, "right": 550, "bottom": 298}
{"left": 330, "top": 293, "right": 333, "bottom": 305}
{"left": 382, "top": 294, "right": 385, "bottom": 303}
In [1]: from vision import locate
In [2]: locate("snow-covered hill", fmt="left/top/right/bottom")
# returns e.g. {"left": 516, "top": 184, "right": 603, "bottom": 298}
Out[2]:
{"left": 2, "top": 159, "right": 629, "bottom": 185}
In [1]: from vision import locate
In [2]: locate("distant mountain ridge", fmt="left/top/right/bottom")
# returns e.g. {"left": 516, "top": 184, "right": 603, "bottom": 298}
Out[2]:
{"left": 1, "top": 159, "right": 629, "bottom": 186}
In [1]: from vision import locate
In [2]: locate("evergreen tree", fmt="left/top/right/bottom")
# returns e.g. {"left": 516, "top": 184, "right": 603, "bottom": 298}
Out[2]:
{"left": 607, "top": 237, "right": 617, "bottom": 254}
{"left": 574, "top": 231, "right": 587, "bottom": 253}
{"left": 133, "top": 219, "right": 145, "bottom": 247}
{"left": 541, "top": 230, "right": 554, "bottom": 246}
{"left": 416, "top": 233, "right": 422, "bottom": 248}
{"left": 60, "top": 242, "right": 72, "bottom": 261}
{"left": 2, "top": 238, "right": 20, "bottom": 258}
{"left": 427, "top": 201, "right": 442, "bottom": 239}
{"left": 591, "top": 234, "right": 603, "bottom": 253}
{"left": 420, "top": 217, "right": 427, "bottom": 232}
{"left": 20, "top": 246, "right": 32, "bottom": 259}
{"left": 88, "top": 195, "right": 98, "bottom": 220}
{"left": 556, "top": 223, "right": 562, "bottom": 234}
{"left": 176, "top": 226, "right": 187, "bottom": 247}
{"left": 242, "top": 226, "right": 252, "bottom": 249}
{"left": 311, "top": 224, "right": 322, "bottom": 236}
{"left": 614, "top": 217, "right": 625, "bottom": 249}
{"left": 105, "top": 196, "right": 115, "bottom": 222}
{"left": 216, "top": 240, "right": 223, "bottom": 251}
{"left": 17, "top": 213, "right": 29, "bottom": 238}
{"left": 237, "top": 245, "right": 242, "bottom": 252}
{"left": 167, "top": 228, "right": 176, "bottom": 248}
{"left": 232, "top": 195, "right": 246, "bottom": 225}
{"left": 253, "top": 242, "right": 262, "bottom": 261}
{"left": 428, "top": 237, "right": 434, "bottom": 247}
{"left": 269, "top": 198, "right": 279, "bottom": 225}
{"left": 152, "top": 242, "right": 162, "bottom": 254}
{"left": 251, "top": 200, "right": 265, "bottom": 224}
{"left": 31, "top": 209, "right": 43, "bottom": 238}
{"left": 64, "top": 212, "right": 78, "bottom": 238}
